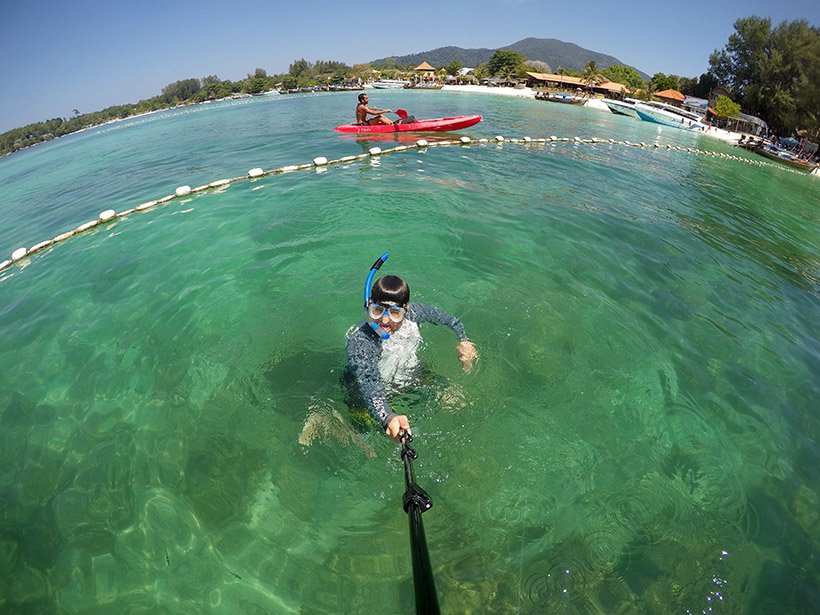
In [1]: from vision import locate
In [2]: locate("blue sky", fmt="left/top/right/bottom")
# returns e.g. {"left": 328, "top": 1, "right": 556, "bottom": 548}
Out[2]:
{"left": 1, "top": 0, "right": 817, "bottom": 133}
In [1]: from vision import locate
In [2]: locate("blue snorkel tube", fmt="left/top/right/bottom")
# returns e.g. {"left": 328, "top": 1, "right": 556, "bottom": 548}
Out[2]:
{"left": 364, "top": 252, "right": 391, "bottom": 339}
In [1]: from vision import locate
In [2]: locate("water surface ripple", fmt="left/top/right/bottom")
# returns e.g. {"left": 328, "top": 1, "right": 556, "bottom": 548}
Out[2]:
{"left": 0, "top": 91, "right": 817, "bottom": 613}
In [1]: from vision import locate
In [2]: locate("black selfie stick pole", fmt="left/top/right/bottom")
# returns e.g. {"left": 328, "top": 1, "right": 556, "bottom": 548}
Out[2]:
{"left": 401, "top": 434, "right": 441, "bottom": 615}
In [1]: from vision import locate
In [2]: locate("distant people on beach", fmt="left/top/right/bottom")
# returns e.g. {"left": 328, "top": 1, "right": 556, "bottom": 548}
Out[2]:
{"left": 356, "top": 93, "right": 393, "bottom": 126}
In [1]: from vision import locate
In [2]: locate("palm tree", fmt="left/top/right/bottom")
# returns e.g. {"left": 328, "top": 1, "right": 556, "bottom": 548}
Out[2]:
{"left": 555, "top": 66, "right": 567, "bottom": 89}
{"left": 581, "top": 61, "right": 605, "bottom": 95}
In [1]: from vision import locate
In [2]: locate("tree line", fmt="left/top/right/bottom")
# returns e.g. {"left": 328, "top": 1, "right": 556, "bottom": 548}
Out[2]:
{"left": 2, "top": 15, "right": 817, "bottom": 156}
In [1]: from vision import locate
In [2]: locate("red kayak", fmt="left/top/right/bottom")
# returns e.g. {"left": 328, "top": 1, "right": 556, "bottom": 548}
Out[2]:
{"left": 334, "top": 114, "right": 482, "bottom": 134}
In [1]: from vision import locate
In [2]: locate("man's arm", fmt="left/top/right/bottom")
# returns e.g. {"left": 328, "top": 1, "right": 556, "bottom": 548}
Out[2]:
{"left": 408, "top": 302, "right": 478, "bottom": 372}
{"left": 346, "top": 327, "right": 397, "bottom": 427}
{"left": 364, "top": 104, "right": 391, "bottom": 117}
{"left": 407, "top": 302, "right": 468, "bottom": 339}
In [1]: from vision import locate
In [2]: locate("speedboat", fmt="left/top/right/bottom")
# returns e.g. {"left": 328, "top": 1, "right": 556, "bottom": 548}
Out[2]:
{"left": 602, "top": 97, "right": 641, "bottom": 118}
{"left": 633, "top": 101, "right": 706, "bottom": 130}
{"left": 371, "top": 79, "right": 410, "bottom": 89}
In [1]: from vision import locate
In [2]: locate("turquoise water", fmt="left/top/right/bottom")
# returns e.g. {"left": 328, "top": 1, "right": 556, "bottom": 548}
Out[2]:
{"left": 0, "top": 91, "right": 817, "bottom": 613}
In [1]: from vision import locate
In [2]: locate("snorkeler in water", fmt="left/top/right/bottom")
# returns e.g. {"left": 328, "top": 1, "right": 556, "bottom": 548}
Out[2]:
{"left": 346, "top": 255, "right": 478, "bottom": 442}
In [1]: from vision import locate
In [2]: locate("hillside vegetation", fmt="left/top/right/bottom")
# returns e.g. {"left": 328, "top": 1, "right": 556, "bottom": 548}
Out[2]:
{"left": 371, "top": 37, "right": 649, "bottom": 80}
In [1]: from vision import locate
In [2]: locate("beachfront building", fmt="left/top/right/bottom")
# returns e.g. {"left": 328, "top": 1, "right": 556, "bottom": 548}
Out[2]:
{"left": 414, "top": 61, "right": 436, "bottom": 77}
{"left": 526, "top": 72, "right": 627, "bottom": 97}
{"left": 707, "top": 108, "right": 769, "bottom": 137}
{"left": 482, "top": 76, "right": 522, "bottom": 87}
{"left": 654, "top": 89, "right": 686, "bottom": 106}
{"left": 413, "top": 61, "right": 438, "bottom": 85}
{"left": 683, "top": 96, "right": 709, "bottom": 115}
{"left": 703, "top": 87, "right": 768, "bottom": 137}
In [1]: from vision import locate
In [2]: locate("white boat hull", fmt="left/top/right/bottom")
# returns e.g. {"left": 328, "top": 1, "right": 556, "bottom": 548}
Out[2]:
{"left": 603, "top": 98, "right": 639, "bottom": 118}
{"left": 371, "top": 80, "right": 409, "bottom": 89}
{"left": 634, "top": 103, "right": 704, "bottom": 130}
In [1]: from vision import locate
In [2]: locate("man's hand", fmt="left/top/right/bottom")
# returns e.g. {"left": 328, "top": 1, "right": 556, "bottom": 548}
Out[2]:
{"left": 385, "top": 415, "right": 411, "bottom": 442}
{"left": 456, "top": 339, "right": 478, "bottom": 372}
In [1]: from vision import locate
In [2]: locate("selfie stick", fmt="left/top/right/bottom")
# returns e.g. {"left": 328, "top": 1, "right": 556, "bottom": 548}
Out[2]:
{"left": 401, "top": 434, "right": 440, "bottom": 615}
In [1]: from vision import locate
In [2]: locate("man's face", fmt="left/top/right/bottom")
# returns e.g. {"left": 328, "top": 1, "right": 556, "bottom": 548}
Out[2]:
{"left": 367, "top": 301, "right": 405, "bottom": 334}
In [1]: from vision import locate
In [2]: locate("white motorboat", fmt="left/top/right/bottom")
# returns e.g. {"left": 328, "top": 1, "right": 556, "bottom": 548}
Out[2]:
{"left": 633, "top": 101, "right": 706, "bottom": 130}
{"left": 370, "top": 79, "right": 410, "bottom": 89}
{"left": 602, "top": 97, "right": 641, "bottom": 118}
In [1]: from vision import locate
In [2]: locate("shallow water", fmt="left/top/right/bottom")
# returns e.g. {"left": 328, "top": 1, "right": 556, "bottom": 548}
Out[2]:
{"left": 0, "top": 91, "right": 818, "bottom": 613}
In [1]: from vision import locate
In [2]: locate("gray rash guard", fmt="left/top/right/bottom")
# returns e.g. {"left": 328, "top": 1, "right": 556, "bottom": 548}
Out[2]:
{"left": 345, "top": 301, "right": 468, "bottom": 427}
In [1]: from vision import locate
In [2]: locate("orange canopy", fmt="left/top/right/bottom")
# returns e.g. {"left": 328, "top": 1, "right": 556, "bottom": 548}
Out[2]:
{"left": 655, "top": 89, "right": 685, "bottom": 102}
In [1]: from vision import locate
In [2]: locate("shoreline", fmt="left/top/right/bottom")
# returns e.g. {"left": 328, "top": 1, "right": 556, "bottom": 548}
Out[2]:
{"left": 441, "top": 84, "right": 537, "bottom": 98}
{"left": 440, "top": 84, "right": 745, "bottom": 142}
{"left": 4, "top": 85, "right": 748, "bottom": 159}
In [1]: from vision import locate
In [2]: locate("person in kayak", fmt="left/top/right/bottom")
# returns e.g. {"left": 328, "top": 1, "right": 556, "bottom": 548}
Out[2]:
{"left": 356, "top": 93, "right": 394, "bottom": 126}
{"left": 346, "top": 273, "right": 478, "bottom": 442}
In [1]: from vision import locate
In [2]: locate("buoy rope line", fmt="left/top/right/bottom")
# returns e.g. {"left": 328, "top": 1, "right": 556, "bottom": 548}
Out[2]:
{"left": 0, "top": 135, "right": 811, "bottom": 275}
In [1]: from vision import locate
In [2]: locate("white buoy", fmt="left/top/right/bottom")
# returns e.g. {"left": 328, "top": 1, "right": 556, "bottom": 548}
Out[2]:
{"left": 416, "top": 139, "right": 428, "bottom": 147}
{"left": 99, "top": 209, "right": 116, "bottom": 222}
{"left": 523, "top": 136, "right": 532, "bottom": 143}
{"left": 0, "top": 259, "right": 10, "bottom": 271}
{"left": 549, "top": 136, "right": 558, "bottom": 141}
{"left": 313, "top": 156, "right": 328, "bottom": 166}
{"left": 11, "top": 247, "right": 27, "bottom": 261}
{"left": 53, "top": 230, "right": 76, "bottom": 242}
{"left": 29, "top": 240, "right": 53, "bottom": 253}
{"left": 175, "top": 185, "right": 192, "bottom": 197}
{"left": 495, "top": 136, "right": 504, "bottom": 142}
{"left": 368, "top": 147, "right": 382, "bottom": 156}
{"left": 459, "top": 136, "right": 471, "bottom": 144}
{"left": 76, "top": 220, "right": 99, "bottom": 232}
{"left": 248, "top": 168, "right": 264, "bottom": 178}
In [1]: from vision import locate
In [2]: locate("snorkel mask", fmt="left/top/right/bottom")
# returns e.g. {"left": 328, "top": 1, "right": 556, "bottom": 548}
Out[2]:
{"left": 364, "top": 252, "right": 391, "bottom": 339}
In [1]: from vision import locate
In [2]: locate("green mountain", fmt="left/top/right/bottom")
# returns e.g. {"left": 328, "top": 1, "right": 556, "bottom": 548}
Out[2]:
{"left": 371, "top": 37, "right": 650, "bottom": 79}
